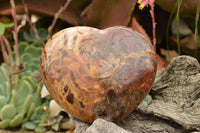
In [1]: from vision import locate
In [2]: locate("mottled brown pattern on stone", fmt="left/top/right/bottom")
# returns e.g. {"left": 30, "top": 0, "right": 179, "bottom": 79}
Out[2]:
{"left": 40, "top": 26, "right": 157, "bottom": 123}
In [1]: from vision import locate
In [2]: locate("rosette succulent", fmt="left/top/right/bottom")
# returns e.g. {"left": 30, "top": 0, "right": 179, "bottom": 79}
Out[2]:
{"left": 0, "top": 42, "right": 44, "bottom": 130}
{"left": 0, "top": 27, "right": 72, "bottom": 132}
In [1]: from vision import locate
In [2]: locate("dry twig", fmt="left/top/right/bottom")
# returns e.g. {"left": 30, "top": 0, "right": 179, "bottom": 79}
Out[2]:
{"left": 22, "top": 0, "right": 45, "bottom": 46}
{"left": 48, "top": 0, "right": 72, "bottom": 38}
{"left": 10, "top": 0, "right": 19, "bottom": 67}
{"left": 2, "top": 35, "right": 14, "bottom": 70}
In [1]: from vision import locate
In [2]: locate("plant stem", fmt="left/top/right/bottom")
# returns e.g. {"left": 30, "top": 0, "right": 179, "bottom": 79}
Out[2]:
{"left": 10, "top": 0, "right": 20, "bottom": 85}
{"left": 48, "top": 0, "right": 72, "bottom": 38}
{"left": 10, "top": 0, "right": 19, "bottom": 68}
{"left": 0, "top": 35, "right": 11, "bottom": 77}
{"left": 166, "top": 5, "right": 177, "bottom": 61}
{"left": 195, "top": 0, "right": 200, "bottom": 57}
{"left": 149, "top": 3, "right": 156, "bottom": 52}
{"left": 21, "top": 0, "right": 45, "bottom": 46}
{"left": 176, "top": 0, "right": 182, "bottom": 55}
{"left": 2, "top": 35, "right": 14, "bottom": 70}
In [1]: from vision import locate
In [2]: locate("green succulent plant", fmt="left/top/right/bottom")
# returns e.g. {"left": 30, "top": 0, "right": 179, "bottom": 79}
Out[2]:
{"left": 0, "top": 28, "right": 70, "bottom": 132}
{"left": 0, "top": 41, "right": 44, "bottom": 129}
{"left": 23, "top": 28, "right": 48, "bottom": 43}
{"left": 142, "top": 94, "right": 152, "bottom": 106}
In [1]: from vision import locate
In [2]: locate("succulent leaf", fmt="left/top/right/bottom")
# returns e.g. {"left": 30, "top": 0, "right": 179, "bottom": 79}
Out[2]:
{"left": 25, "top": 46, "right": 40, "bottom": 57}
{"left": 142, "top": 94, "right": 152, "bottom": 106}
{"left": 24, "top": 95, "right": 33, "bottom": 114}
{"left": 0, "top": 119, "right": 10, "bottom": 129}
{"left": 0, "top": 27, "right": 63, "bottom": 131}
{"left": 31, "top": 106, "right": 47, "bottom": 124}
{"left": 34, "top": 126, "right": 46, "bottom": 133}
{"left": 0, "top": 64, "right": 9, "bottom": 82}
{"left": 29, "top": 64, "right": 40, "bottom": 70}
{"left": 9, "top": 113, "right": 24, "bottom": 127}
{"left": 38, "top": 28, "right": 48, "bottom": 41}
{"left": 5, "top": 81, "right": 11, "bottom": 102}
{"left": 27, "top": 103, "right": 36, "bottom": 118}
{"left": 12, "top": 79, "right": 33, "bottom": 113}
{"left": 22, "top": 77, "right": 37, "bottom": 92}
{"left": 32, "top": 58, "right": 40, "bottom": 66}
{"left": 32, "top": 92, "right": 42, "bottom": 108}
{"left": 37, "top": 81, "right": 44, "bottom": 96}
{"left": 0, "top": 72, "right": 6, "bottom": 86}
{"left": 32, "top": 42, "right": 43, "bottom": 47}
{"left": 23, "top": 121, "right": 37, "bottom": 130}
{"left": 21, "top": 53, "right": 32, "bottom": 64}
{"left": 1, "top": 104, "right": 16, "bottom": 120}
{"left": 0, "top": 96, "right": 7, "bottom": 111}
{"left": 0, "top": 81, "right": 10, "bottom": 102}
{"left": 0, "top": 85, "right": 6, "bottom": 98}
{"left": 18, "top": 42, "right": 29, "bottom": 56}
{"left": 23, "top": 31, "right": 34, "bottom": 42}
{"left": 22, "top": 70, "right": 34, "bottom": 77}
{"left": 25, "top": 46, "right": 43, "bottom": 58}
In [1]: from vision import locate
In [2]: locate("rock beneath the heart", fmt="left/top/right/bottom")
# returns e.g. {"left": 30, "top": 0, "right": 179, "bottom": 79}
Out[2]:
{"left": 74, "top": 55, "right": 200, "bottom": 132}
{"left": 85, "top": 119, "right": 131, "bottom": 133}
{"left": 74, "top": 118, "right": 130, "bottom": 133}
{"left": 73, "top": 118, "right": 89, "bottom": 133}
{"left": 74, "top": 110, "right": 186, "bottom": 133}
{"left": 140, "top": 55, "right": 200, "bottom": 131}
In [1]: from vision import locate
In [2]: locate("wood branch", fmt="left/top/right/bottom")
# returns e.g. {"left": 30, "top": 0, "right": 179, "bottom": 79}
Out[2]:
{"left": 73, "top": 55, "right": 200, "bottom": 133}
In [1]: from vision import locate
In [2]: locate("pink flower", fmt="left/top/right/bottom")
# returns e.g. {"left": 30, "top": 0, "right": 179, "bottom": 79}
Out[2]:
{"left": 137, "top": 0, "right": 155, "bottom": 10}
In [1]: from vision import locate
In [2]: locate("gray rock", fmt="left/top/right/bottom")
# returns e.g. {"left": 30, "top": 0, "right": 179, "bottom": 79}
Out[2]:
{"left": 74, "top": 56, "right": 200, "bottom": 133}
{"left": 85, "top": 119, "right": 131, "bottom": 133}
{"left": 74, "top": 109, "right": 186, "bottom": 133}
{"left": 171, "top": 17, "right": 192, "bottom": 37}
{"left": 74, "top": 118, "right": 90, "bottom": 133}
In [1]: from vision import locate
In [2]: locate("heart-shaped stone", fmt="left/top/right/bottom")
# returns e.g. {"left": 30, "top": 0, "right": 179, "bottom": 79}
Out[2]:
{"left": 40, "top": 26, "right": 157, "bottom": 123}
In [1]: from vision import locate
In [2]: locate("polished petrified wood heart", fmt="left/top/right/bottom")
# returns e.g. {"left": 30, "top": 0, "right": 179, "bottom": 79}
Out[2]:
{"left": 40, "top": 26, "right": 157, "bottom": 123}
